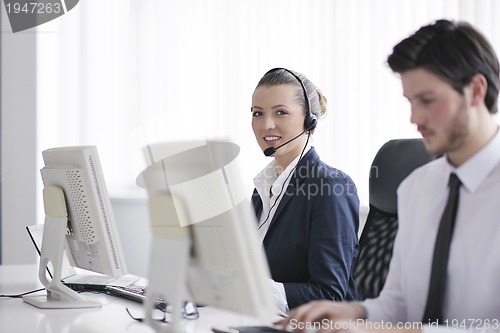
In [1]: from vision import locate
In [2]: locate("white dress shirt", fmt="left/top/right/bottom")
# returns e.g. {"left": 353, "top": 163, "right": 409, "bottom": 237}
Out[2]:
{"left": 363, "top": 128, "right": 500, "bottom": 331}
{"left": 253, "top": 145, "right": 311, "bottom": 315}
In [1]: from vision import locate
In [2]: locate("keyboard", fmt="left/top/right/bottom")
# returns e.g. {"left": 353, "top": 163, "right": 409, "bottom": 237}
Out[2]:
{"left": 105, "top": 285, "right": 199, "bottom": 317}
{"left": 105, "top": 284, "right": 165, "bottom": 309}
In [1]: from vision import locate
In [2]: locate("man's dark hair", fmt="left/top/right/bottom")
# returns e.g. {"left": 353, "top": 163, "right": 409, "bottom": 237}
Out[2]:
{"left": 387, "top": 19, "right": 500, "bottom": 114}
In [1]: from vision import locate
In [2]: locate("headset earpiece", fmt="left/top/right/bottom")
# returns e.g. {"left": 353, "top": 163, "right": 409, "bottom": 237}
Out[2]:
{"left": 305, "top": 113, "right": 317, "bottom": 132}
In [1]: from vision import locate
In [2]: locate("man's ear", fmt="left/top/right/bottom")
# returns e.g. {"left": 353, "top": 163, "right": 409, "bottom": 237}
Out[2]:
{"left": 469, "top": 73, "right": 487, "bottom": 107}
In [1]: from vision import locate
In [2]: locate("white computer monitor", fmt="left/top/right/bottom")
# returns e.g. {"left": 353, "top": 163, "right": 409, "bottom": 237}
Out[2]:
{"left": 23, "top": 145, "right": 128, "bottom": 309}
{"left": 137, "top": 140, "right": 276, "bottom": 332}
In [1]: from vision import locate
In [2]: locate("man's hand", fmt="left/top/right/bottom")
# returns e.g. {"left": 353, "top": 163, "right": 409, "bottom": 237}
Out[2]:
{"left": 275, "top": 301, "right": 366, "bottom": 333}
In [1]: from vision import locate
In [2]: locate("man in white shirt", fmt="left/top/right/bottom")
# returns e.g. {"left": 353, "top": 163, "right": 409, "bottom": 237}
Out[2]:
{"left": 277, "top": 19, "right": 500, "bottom": 333}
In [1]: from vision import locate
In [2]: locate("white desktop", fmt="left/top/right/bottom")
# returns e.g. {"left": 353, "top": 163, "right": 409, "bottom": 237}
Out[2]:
{"left": 5, "top": 142, "right": 279, "bottom": 333}
{"left": 0, "top": 265, "right": 276, "bottom": 333}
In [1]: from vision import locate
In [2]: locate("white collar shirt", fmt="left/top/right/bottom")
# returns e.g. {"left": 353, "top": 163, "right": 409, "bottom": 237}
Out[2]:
{"left": 253, "top": 145, "right": 311, "bottom": 243}
{"left": 363, "top": 128, "right": 500, "bottom": 331}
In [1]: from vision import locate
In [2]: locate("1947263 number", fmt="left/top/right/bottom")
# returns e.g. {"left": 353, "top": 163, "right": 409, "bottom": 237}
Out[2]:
{"left": 442, "top": 318, "right": 500, "bottom": 330}
{"left": 5, "top": 2, "right": 62, "bottom": 14}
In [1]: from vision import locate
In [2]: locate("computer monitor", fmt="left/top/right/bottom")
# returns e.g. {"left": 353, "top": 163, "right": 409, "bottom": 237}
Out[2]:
{"left": 137, "top": 140, "right": 276, "bottom": 332}
{"left": 23, "top": 145, "right": 128, "bottom": 309}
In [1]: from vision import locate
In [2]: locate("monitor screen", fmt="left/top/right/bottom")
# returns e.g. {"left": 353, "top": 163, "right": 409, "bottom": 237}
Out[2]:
{"left": 23, "top": 145, "right": 128, "bottom": 308}
{"left": 137, "top": 140, "right": 277, "bottom": 331}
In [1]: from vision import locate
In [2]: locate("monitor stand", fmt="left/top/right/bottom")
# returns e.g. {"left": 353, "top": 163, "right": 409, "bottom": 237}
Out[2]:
{"left": 143, "top": 193, "right": 192, "bottom": 333}
{"left": 22, "top": 186, "right": 101, "bottom": 309}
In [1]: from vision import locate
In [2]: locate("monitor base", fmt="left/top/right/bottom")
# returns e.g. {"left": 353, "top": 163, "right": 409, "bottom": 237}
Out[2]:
{"left": 23, "top": 294, "right": 101, "bottom": 309}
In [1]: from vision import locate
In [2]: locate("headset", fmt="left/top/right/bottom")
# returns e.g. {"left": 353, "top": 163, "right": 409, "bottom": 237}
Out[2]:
{"left": 257, "top": 68, "right": 316, "bottom": 230}
{"left": 264, "top": 67, "right": 318, "bottom": 132}
{"left": 261, "top": 68, "right": 318, "bottom": 157}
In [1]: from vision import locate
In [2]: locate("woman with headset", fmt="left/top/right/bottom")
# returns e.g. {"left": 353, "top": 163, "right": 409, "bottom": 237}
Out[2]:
{"left": 251, "top": 68, "right": 360, "bottom": 314}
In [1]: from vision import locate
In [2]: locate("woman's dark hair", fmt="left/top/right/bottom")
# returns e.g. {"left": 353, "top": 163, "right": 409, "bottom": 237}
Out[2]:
{"left": 387, "top": 19, "right": 500, "bottom": 114}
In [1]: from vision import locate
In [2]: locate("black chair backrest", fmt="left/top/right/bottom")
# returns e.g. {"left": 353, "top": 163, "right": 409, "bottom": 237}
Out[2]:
{"left": 354, "top": 139, "right": 435, "bottom": 299}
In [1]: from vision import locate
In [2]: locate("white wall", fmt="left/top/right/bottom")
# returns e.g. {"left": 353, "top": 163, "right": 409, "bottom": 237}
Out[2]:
{"left": 0, "top": 8, "right": 38, "bottom": 264}
{"left": 110, "top": 195, "right": 151, "bottom": 277}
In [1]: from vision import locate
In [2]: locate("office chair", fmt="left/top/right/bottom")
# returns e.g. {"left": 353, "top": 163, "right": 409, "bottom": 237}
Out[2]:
{"left": 353, "top": 138, "right": 435, "bottom": 300}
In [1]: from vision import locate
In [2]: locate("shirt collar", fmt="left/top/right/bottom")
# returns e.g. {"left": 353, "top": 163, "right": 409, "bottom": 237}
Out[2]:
{"left": 446, "top": 126, "right": 500, "bottom": 193}
{"left": 253, "top": 145, "right": 312, "bottom": 198}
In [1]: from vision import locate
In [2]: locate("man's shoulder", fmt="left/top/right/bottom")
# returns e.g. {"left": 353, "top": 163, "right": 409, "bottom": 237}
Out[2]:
{"left": 398, "top": 157, "right": 444, "bottom": 195}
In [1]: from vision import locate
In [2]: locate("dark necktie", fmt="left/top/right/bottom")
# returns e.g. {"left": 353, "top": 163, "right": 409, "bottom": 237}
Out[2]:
{"left": 422, "top": 173, "right": 461, "bottom": 324}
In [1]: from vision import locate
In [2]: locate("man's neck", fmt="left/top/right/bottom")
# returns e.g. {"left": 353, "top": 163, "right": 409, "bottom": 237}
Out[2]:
{"left": 447, "top": 114, "right": 498, "bottom": 167}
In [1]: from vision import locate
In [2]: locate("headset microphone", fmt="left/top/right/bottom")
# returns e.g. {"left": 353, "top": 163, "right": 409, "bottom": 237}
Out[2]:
{"left": 263, "top": 147, "right": 277, "bottom": 157}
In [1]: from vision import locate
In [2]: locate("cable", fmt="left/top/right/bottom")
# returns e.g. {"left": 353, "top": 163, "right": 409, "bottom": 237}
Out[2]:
{"left": 257, "top": 132, "right": 311, "bottom": 231}
{"left": 0, "top": 287, "right": 105, "bottom": 299}
{"left": 0, "top": 287, "right": 45, "bottom": 298}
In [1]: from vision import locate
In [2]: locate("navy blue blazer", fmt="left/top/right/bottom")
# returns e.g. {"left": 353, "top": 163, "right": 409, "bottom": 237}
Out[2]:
{"left": 252, "top": 148, "right": 360, "bottom": 308}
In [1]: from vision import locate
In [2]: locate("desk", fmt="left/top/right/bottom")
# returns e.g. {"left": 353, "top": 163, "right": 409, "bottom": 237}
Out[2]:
{"left": 0, "top": 265, "right": 274, "bottom": 333}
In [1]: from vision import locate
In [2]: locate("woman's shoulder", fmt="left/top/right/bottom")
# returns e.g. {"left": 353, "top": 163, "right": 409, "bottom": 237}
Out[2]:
{"left": 308, "top": 158, "right": 354, "bottom": 181}
{"left": 297, "top": 148, "right": 356, "bottom": 184}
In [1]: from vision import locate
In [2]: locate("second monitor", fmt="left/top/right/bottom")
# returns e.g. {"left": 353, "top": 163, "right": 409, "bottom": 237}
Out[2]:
{"left": 137, "top": 140, "right": 277, "bottom": 332}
